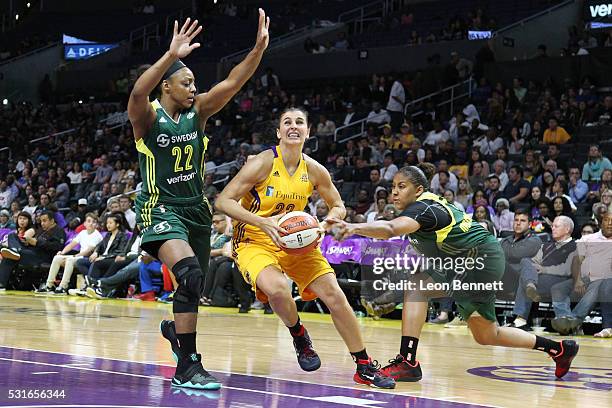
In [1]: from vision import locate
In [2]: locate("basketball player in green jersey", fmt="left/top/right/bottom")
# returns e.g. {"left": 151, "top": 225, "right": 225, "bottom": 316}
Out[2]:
{"left": 127, "top": 11, "right": 270, "bottom": 390}
{"left": 327, "top": 163, "right": 579, "bottom": 382}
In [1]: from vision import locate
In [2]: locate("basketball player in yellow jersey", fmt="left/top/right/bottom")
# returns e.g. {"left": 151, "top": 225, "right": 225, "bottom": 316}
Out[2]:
{"left": 215, "top": 108, "right": 395, "bottom": 389}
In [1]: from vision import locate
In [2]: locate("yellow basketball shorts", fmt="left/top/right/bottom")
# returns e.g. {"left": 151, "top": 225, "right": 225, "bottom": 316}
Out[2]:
{"left": 234, "top": 238, "right": 334, "bottom": 303}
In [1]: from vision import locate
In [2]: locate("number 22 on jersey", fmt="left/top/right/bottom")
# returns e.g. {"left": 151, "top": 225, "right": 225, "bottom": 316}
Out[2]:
{"left": 172, "top": 145, "right": 194, "bottom": 172}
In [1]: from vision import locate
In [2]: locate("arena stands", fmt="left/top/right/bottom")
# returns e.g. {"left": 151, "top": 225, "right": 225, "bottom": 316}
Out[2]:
{"left": 0, "top": 0, "right": 610, "bottom": 338}
{"left": 349, "top": 0, "right": 563, "bottom": 48}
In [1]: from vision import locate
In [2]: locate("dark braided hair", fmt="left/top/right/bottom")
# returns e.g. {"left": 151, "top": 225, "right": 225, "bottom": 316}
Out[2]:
{"left": 397, "top": 162, "right": 436, "bottom": 190}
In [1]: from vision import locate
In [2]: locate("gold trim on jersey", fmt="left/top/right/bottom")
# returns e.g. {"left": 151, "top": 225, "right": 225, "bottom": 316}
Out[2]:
{"left": 151, "top": 99, "right": 162, "bottom": 110}
{"left": 200, "top": 135, "right": 209, "bottom": 178}
{"left": 200, "top": 135, "right": 212, "bottom": 213}
{"left": 136, "top": 139, "right": 159, "bottom": 227}
{"left": 151, "top": 99, "right": 181, "bottom": 124}
{"left": 231, "top": 191, "right": 261, "bottom": 258}
{"left": 416, "top": 192, "right": 457, "bottom": 245}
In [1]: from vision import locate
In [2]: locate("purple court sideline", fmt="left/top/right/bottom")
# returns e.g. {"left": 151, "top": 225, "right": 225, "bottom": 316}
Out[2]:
{"left": 0, "top": 346, "right": 492, "bottom": 408}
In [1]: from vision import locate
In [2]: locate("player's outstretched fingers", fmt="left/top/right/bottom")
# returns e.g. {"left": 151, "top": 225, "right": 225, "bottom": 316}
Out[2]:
{"left": 324, "top": 217, "right": 344, "bottom": 226}
{"left": 180, "top": 17, "right": 191, "bottom": 34}
{"left": 186, "top": 19, "right": 200, "bottom": 38}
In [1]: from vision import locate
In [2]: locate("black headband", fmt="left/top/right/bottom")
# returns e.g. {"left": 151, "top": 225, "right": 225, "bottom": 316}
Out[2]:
{"left": 162, "top": 59, "right": 187, "bottom": 80}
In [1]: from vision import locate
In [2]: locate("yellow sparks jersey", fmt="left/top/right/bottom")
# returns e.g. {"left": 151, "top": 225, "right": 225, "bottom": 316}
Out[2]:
{"left": 233, "top": 146, "right": 313, "bottom": 250}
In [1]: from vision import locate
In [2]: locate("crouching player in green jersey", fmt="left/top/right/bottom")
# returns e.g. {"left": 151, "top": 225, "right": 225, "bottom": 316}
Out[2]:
{"left": 326, "top": 163, "right": 578, "bottom": 382}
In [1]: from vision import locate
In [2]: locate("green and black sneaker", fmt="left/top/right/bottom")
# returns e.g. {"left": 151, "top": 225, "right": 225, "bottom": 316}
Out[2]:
{"left": 160, "top": 320, "right": 221, "bottom": 390}
{"left": 171, "top": 353, "right": 221, "bottom": 391}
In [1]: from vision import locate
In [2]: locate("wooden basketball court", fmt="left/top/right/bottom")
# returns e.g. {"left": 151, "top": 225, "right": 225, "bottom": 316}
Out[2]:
{"left": 0, "top": 291, "right": 610, "bottom": 407}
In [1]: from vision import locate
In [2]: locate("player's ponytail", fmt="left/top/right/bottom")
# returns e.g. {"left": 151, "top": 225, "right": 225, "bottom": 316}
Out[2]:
{"left": 417, "top": 162, "right": 436, "bottom": 183}
{"left": 397, "top": 162, "right": 436, "bottom": 191}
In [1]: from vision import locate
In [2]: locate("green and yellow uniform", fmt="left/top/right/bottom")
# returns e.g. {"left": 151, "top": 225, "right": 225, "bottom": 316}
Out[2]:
{"left": 135, "top": 99, "right": 212, "bottom": 269}
{"left": 402, "top": 192, "right": 505, "bottom": 322}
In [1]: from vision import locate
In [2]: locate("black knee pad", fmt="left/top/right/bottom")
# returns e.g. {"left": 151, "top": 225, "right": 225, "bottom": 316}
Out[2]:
{"left": 172, "top": 256, "right": 203, "bottom": 313}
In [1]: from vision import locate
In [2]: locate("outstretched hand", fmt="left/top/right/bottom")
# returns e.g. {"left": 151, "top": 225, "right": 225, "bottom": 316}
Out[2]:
{"left": 324, "top": 218, "right": 354, "bottom": 242}
{"left": 169, "top": 17, "right": 203, "bottom": 59}
{"left": 254, "top": 8, "right": 270, "bottom": 51}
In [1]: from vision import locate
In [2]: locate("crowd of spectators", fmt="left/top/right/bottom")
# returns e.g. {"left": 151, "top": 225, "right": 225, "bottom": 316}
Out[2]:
{"left": 367, "top": 6, "right": 499, "bottom": 46}
{"left": 561, "top": 25, "right": 612, "bottom": 56}
{"left": 0, "top": 34, "right": 611, "bottom": 333}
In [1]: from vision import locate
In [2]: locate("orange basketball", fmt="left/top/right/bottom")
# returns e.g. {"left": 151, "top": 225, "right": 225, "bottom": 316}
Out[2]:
{"left": 278, "top": 211, "right": 321, "bottom": 255}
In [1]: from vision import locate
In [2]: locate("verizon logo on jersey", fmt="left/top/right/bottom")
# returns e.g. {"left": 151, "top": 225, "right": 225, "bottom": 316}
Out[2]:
{"left": 590, "top": 3, "right": 612, "bottom": 17}
{"left": 167, "top": 171, "right": 196, "bottom": 184}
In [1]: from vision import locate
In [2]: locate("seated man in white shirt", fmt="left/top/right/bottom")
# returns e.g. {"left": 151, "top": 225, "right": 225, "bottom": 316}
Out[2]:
{"left": 551, "top": 212, "right": 612, "bottom": 334}
{"left": 366, "top": 102, "right": 391, "bottom": 125}
{"left": 474, "top": 128, "right": 504, "bottom": 156}
{"left": 36, "top": 213, "right": 103, "bottom": 295}
{"left": 120, "top": 196, "right": 136, "bottom": 230}
{"left": 380, "top": 154, "right": 398, "bottom": 182}
{"left": 316, "top": 114, "right": 336, "bottom": 137}
{"left": 423, "top": 121, "right": 450, "bottom": 148}
{"left": 509, "top": 216, "right": 578, "bottom": 330}
{"left": 408, "top": 139, "right": 426, "bottom": 163}
{"left": 431, "top": 170, "right": 453, "bottom": 196}
{"left": 430, "top": 159, "right": 458, "bottom": 193}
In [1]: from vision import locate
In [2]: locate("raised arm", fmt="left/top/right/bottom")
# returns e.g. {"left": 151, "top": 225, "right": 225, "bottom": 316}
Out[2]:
{"left": 128, "top": 18, "right": 202, "bottom": 140}
{"left": 214, "top": 151, "right": 286, "bottom": 247}
{"left": 195, "top": 8, "right": 269, "bottom": 120}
